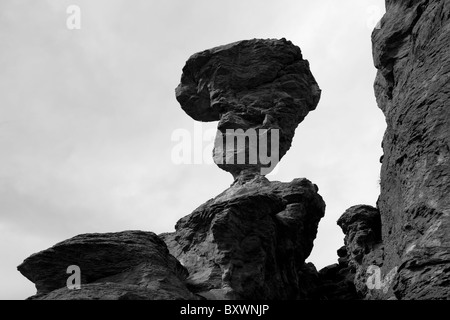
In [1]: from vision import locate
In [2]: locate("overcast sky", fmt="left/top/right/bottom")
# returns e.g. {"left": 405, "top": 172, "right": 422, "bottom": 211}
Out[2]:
{"left": 0, "top": 0, "right": 386, "bottom": 299}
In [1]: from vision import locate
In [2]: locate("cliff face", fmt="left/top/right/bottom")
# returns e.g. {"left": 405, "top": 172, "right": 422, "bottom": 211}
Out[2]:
{"left": 337, "top": 0, "right": 450, "bottom": 300}
{"left": 374, "top": 0, "right": 450, "bottom": 300}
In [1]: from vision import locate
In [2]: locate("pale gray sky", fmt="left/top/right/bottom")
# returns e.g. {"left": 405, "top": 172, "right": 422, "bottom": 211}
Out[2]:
{"left": 0, "top": 0, "right": 385, "bottom": 299}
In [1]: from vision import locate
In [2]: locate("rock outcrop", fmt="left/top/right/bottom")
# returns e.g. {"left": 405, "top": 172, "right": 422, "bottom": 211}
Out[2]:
{"left": 176, "top": 38, "right": 321, "bottom": 177}
{"left": 161, "top": 175, "right": 325, "bottom": 299}
{"left": 372, "top": 0, "right": 450, "bottom": 300}
{"left": 18, "top": 231, "right": 199, "bottom": 300}
{"left": 336, "top": 205, "right": 388, "bottom": 299}
{"left": 331, "top": 0, "right": 450, "bottom": 300}
{"left": 18, "top": 38, "right": 325, "bottom": 300}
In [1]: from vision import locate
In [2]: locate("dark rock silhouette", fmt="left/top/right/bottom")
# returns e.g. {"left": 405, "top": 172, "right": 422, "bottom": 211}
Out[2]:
{"left": 176, "top": 38, "right": 321, "bottom": 178}
{"left": 336, "top": 205, "right": 386, "bottom": 299}
{"left": 372, "top": 0, "right": 450, "bottom": 300}
{"left": 161, "top": 175, "right": 325, "bottom": 299}
{"left": 18, "top": 231, "right": 199, "bottom": 300}
{"left": 18, "top": 0, "right": 450, "bottom": 298}
{"left": 327, "top": 0, "right": 450, "bottom": 300}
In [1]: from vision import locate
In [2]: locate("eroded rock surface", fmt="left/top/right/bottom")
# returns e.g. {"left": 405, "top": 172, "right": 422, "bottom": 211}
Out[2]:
{"left": 332, "top": 0, "right": 450, "bottom": 300}
{"left": 372, "top": 0, "right": 450, "bottom": 300}
{"left": 175, "top": 38, "right": 321, "bottom": 177}
{"left": 336, "top": 205, "right": 389, "bottom": 299}
{"left": 18, "top": 231, "right": 198, "bottom": 300}
{"left": 161, "top": 175, "right": 325, "bottom": 299}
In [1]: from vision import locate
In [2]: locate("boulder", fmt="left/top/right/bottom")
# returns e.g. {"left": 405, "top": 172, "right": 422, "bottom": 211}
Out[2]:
{"left": 175, "top": 38, "right": 321, "bottom": 177}
{"left": 18, "top": 230, "right": 198, "bottom": 300}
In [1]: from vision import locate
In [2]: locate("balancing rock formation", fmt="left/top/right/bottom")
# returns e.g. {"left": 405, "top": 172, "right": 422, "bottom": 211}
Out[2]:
{"left": 176, "top": 38, "right": 321, "bottom": 177}
{"left": 18, "top": 38, "right": 326, "bottom": 300}
{"left": 18, "top": 1, "right": 450, "bottom": 298}
{"left": 328, "top": 0, "right": 450, "bottom": 300}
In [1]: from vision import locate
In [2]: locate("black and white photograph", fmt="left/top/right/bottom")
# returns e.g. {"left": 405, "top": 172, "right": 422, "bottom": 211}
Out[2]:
{"left": 0, "top": 0, "right": 448, "bottom": 310}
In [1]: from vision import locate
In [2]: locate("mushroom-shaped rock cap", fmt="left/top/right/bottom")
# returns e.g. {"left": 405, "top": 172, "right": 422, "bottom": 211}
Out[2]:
{"left": 175, "top": 38, "right": 321, "bottom": 178}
